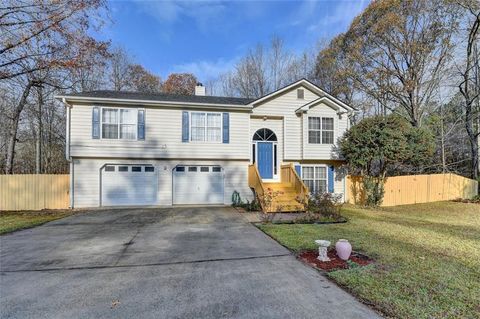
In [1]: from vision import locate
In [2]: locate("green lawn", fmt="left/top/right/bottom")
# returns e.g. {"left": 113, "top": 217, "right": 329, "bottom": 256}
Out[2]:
{"left": 257, "top": 202, "right": 480, "bottom": 319}
{"left": 0, "top": 210, "right": 75, "bottom": 235}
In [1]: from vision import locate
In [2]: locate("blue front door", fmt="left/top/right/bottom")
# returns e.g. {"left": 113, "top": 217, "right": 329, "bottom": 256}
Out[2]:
{"left": 257, "top": 142, "right": 273, "bottom": 179}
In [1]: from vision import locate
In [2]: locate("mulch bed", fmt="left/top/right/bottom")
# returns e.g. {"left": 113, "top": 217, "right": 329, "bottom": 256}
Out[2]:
{"left": 298, "top": 249, "right": 374, "bottom": 272}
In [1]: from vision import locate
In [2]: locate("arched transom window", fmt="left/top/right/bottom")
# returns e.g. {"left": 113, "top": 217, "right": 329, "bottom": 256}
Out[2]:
{"left": 253, "top": 128, "right": 277, "bottom": 141}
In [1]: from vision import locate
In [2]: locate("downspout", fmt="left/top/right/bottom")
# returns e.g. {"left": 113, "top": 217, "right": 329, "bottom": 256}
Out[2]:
{"left": 63, "top": 98, "right": 74, "bottom": 208}
{"left": 301, "top": 111, "right": 305, "bottom": 161}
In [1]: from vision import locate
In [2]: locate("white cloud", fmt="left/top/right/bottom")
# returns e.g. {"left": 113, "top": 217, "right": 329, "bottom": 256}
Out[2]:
{"left": 289, "top": 0, "right": 319, "bottom": 26}
{"left": 306, "top": 0, "right": 368, "bottom": 33}
{"left": 170, "top": 56, "right": 239, "bottom": 81}
{"left": 132, "top": 0, "right": 227, "bottom": 32}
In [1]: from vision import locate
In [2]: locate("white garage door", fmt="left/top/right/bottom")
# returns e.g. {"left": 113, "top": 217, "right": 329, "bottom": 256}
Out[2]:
{"left": 101, "top": 165, "right": 158, "bottom": 206}
{"left": 173, "top": 165, "right": 224, "bottom": 205}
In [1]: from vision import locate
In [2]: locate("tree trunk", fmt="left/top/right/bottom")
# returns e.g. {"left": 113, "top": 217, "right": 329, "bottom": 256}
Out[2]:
{"left": 460, "top": 8, "right": 480, "bottom": 180}
{"left": 466, "top": 105, "right": 479, "bottom": 180}
{"left": 474, "top": 42, "right": 480, "bottom": 178}
{"left": 5, "top": 81, "right": 33, "bottom": 174}
{"left": 440, "top": 103, "right": 446, "bottom": 173}
{"left": 35, "top": 85, "right": 43, "bottom": 174}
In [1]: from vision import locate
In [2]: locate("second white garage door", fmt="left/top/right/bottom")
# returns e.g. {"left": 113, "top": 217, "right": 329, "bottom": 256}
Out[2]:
{"left": 173, "top": 165, "right": 224, "bottom": 205}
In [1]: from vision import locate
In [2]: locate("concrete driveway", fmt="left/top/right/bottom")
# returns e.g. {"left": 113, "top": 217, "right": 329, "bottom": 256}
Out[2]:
{"left": 0, "top": 207, "right": 380, "bottom": 318}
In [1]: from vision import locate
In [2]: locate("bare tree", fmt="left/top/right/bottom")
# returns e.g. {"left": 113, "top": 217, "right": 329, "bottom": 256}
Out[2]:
{"left": 1, "top": 0, "right": 109, "bottom": 174}
{"left": 269, "top": 36, "right": 293, "bottom": 90}
{"left": 324, "top": 0, "right": 458, "bottom": 127}
{"left": 216, "top": 36, "right": 317, "bottom": 98}
{"left": 4, "top": 77, "right": 36, "bottom": 173}
{"left": 455, "top": 0, "right": 480, "bottom": 179}
{"left": 0, "top": 0, "right": 109, "bottom": 80}
{"left": 35, "top": 85, "right": 42, "bottom": 174}
{"left": 109, "top": 47, "right": 132, "bottom": 91}
{"left": 69, "top": 44, "right": 111, "bottom": 92}
{"left": 234, "top": 45, "right": 269, "bottom": 98}
{"left": 219, "top": 71, "right": 237, "bottom": 97}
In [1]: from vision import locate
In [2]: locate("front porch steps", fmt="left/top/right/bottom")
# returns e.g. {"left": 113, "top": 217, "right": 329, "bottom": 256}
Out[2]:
{"left": 248, "top": 164, "right": 309, "bottom": 213}
{"left": 263, "top": 182, "right": 305, "bottom": 212}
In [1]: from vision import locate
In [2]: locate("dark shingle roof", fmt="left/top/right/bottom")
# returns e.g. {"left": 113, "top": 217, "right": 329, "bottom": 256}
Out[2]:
{"left": 63, "top": 90, "right": 253, "bottom": 106}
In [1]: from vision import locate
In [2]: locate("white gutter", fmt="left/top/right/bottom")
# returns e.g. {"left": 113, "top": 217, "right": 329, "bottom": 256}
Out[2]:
{"left": 55, "top": 95, "right": 253, "bottom": 111}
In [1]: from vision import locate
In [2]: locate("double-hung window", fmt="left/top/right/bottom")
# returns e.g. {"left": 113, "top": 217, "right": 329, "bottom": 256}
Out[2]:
{"left": 120, "top": 109, "right": 136, "bottom": 139}
{"left": 302, "top": 166, "right": 327, "bottom": 194}
{"left": 102, "top": 109, "right": 119, "bottom": 139}
{"left": 321, "top": 118, "right": 334, "bottom": 144}
{"left": 308, "top": 117, "right": 321, "bottom": 144}
{"left": 308, "top": 117, "right": 334, "bottom": 144}
{"left": 101, "top": 108, "right": 137, "bottom": 140}
{"left": 191, "top": 112, "right": 222, "bottom": 142}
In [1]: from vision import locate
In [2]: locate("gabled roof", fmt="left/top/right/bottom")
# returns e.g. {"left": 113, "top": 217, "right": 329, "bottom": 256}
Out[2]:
{"left": 57, "top": 79, "right": 357, "bottom": 112}
{"left": 250, "top": 78, "right": 357, "bottom": 111}
{"left": 57, "top": 90, "right": 253, "bottom": 108}
{"left": 295, "top": 96, "right": 344, "bottom": 113}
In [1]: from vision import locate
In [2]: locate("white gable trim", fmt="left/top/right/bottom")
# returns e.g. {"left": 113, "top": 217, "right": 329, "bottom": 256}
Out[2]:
{"left": 249, "top": 78, "right": 356, "bottom": 111}
{"left": 295, "top": 96, "right": 343, "bottom": 113}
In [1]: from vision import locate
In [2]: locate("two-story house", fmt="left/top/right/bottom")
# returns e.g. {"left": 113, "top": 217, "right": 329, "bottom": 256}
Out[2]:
{"left": 57, "top": 79, "right": 356, "bottom": 211}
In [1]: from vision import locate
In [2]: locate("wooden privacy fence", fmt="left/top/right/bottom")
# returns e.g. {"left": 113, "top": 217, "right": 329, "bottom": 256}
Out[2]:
{"left": 346, "top": 173, "right": 478, "bottom": 206}
{"left": 0, "top": 174, "right": 70, "bottom": 211}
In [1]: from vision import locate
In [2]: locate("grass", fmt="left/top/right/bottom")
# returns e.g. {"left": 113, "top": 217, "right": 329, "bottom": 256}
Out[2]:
{"left": 257, "top": 201, "right": 480, "bottom": 319}
{"left": 0, "top": 210, "right": 75, "bottom": 235}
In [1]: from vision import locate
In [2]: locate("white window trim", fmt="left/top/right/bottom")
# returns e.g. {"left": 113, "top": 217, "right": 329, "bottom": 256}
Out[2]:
{"left": 189, "top": 111, "right": 223, "bottom": 143}
{"left": 307, "top": 116, "right": 335, "bottom": 145}
{"left": 100, "top": 107, "right": 139, "bottom": 140}
{"left": 301, "top": 164, "right": 329, "bottom": 194}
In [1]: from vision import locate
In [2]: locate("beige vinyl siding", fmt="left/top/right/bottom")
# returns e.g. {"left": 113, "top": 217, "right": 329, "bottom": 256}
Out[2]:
{"left": 334, "top": 165, "right": 347, "bottom": 201}
{"left": 71, "top": 158, "right": 252, "bottom": 208}
{"left": 252, "top": 86, "right": 320, "bottom": 160}
{"left": 72, "top": 158, "right": 102, "bottom": 207}
{"left": 250, "top": 117, "right": 284, "bottom": 165}
{"left": 302, "top": 102, "right": 348, "bottom": 160}
{"left": 69, "top": 104, "right": 250, "bottom": 160}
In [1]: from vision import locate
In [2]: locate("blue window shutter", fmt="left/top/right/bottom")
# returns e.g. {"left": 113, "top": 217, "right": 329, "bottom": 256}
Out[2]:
{"left": 182, "top": 111, "right": 189, "bottom": 142}
{"left": 223, "top": 112, "right": 229, "bottom": 143}
{"left": 92, "top": 106, "right": 100, "bottom": 139}
{"left": 295, "top": 165, "right": 301, "bottom": 177}
{"left": 328, "top": 165, "right": 335, "bottom": 193}
{"left": 137, "top": 109, "right": 145, "bottom": 140}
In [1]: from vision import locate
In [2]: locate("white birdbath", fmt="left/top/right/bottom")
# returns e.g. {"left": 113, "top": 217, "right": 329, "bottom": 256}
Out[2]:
{"left": 315, "top": 240, "right": 331, "bottom": 262}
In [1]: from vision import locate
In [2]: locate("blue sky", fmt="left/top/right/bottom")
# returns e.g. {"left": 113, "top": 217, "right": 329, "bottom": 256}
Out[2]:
{"left": 102, "top": 0, "right": 369, "bottom": 82}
